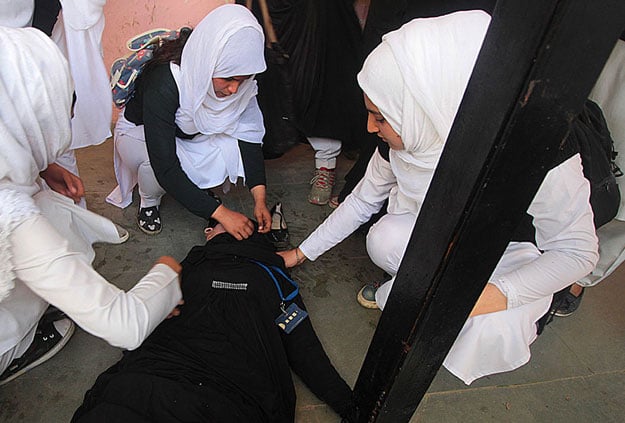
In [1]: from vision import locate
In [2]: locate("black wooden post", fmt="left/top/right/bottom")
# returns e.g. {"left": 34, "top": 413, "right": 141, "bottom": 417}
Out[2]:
{"left": 353, "top": 1, "right": 625, "bottom": 421}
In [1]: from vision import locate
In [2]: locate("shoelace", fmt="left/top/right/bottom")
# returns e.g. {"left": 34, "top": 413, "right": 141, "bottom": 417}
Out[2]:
{"left": 310, "top": 169, "right": 335, "bottom": 188}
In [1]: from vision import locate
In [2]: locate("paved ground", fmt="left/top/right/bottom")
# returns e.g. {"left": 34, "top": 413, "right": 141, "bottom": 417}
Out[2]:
{"left": 1, "top": 141, "right": 624, "bottom": 422}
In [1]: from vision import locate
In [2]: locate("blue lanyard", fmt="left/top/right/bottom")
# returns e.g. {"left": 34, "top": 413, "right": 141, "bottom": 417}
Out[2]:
{"left": 249, "top": 259, "right": 299, "bottom": 302}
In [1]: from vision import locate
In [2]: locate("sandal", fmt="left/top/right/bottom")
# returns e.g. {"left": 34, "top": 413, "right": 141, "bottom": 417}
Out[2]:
{"left": 266, "top": 202, "right": 289, "bottom": 250}
{"left": 137, "top": 206, "right": 162, "bottom": 235}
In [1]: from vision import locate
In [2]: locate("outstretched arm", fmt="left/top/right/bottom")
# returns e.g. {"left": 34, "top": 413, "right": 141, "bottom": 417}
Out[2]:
{"left": 12, "top": 214, "right": 182, "bottom": 350}
{"left": 277, "top": 247, "right": 307, "bottom": 268}
{"left": 299, "top": 150, "right": 396, "bottom": 262}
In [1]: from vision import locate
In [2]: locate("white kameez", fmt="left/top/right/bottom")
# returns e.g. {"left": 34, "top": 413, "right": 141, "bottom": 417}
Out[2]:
{"left": 0, "top": 1, "right": 111, "bottom": 153}
{"left": 299, "top": 11, "right": 598, "bottom": 385}
{"left": 0, "top": 0, "right": 34, "bottom": 27}
{"left": 106, "top": 113, "right": 235, "bottom": 209}
{"left": 302, "top": 137, "right": 597, "bottom": 387}
{"left": 1, "top": 191, "right": 181, "bottom": 358}
{"left": 0, "top": 27, "right": 181, "bottom": 371}
{"left": 52, "top": 8, "right": 112, "bottom": 151}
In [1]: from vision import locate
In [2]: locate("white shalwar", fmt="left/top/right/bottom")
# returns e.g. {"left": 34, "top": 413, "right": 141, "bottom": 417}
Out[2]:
{"left": 106, "top": 112, "right": 236, "bottom": 209}
{"left": 299, "top": 11, "right": 598, "bottom": 385}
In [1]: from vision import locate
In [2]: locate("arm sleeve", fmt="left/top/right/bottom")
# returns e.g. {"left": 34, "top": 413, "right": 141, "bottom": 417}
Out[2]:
{"left": 299, "top": 150, "right": 397, "bottom": 260}
{"left": 141, "top": 66, "right": 221, "bottom": 219}
{"left": 492, "top": 154, "right": 599, "bottom": 308}
{"left": 238, "top": 140, "right": 266, "bottom": 189}
{"left": 11, "top": 214, "right": 182, "bottom": 350}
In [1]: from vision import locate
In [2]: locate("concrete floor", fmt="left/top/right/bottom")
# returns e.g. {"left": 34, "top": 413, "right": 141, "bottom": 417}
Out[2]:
{"left": 1, "top": 140, "right": 624, "bottom": 422}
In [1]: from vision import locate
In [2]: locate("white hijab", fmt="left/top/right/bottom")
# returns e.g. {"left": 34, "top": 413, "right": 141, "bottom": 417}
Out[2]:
{"left": 173, "top": 4, "right": 266, "bottom": 142}
{"left": 0, "top": 26, "right": 73, "bottom": 300}
{"left": 357, "top": 11, "right": 491, "bottom": 215}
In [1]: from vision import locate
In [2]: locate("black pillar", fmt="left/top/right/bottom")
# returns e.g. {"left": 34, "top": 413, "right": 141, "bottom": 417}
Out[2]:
{"left": 353, "top": 1, "right": 625, "bottom": 421}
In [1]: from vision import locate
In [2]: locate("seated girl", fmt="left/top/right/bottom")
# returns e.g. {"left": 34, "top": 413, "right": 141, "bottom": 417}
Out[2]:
{"left": 279, "top": 10, "right": 599, "bottom": 384}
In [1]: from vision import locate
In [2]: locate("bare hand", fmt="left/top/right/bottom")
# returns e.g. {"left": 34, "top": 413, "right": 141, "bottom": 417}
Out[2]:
{"left": 40, "top": 162, "right": 85, "bottom": 203}
{"left": 166, "top": 299, "right": 185, "bottom": 319}
{"left": 157, "top": 255, "right": 182, "bottom": 273}
{"left": 254, "top": 203, "right": 271, "bottom": 233}
{"left": 212, "top": 205, "right": 255, "bottom": 240}
{"left": 469, "top": 283, "right": 507, "bottom": 317}
{"left": 250, "top": 185, "right": 270, "bottom": 233}
{"left": 277, "top": 247, "right": 306, "bottom": 268}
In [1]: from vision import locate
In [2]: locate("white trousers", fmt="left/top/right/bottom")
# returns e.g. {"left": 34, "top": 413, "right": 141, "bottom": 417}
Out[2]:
{"left": 365, "top": 212, "right": 551, "bottom": 385}
{"left": 113, "top": 129, "right": 165, "bottom": 208}
{"left": 366, "top": 213, "right": 414, "bottom": 307}
{"left": 308, "top": 137, "right": 342, "bottom": 169}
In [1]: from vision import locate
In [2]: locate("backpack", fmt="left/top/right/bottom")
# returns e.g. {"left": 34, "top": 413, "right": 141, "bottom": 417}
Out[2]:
{"left": 513, "top": 99, "right": 622, "bottom": 244}
{"left": 570, "top": 99, "right": 622, "bottom": 228}
{"left": 110, "top": 28, "right": 182, "bottom": 109}
{"left": 535, "top": 100, "right": 621, "bottom": 335}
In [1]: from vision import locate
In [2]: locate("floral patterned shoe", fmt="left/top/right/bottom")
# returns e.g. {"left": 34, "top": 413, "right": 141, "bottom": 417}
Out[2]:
{"left": 137, "top": 206, "right": 162, "bottom": 235}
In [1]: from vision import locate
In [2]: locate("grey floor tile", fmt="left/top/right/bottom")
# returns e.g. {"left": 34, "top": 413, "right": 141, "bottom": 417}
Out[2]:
{"left": 413, "top": 371, "right": 625, "bottom": 423}
{"left": 2, "top": 139, "right": 625, "bottom": 423}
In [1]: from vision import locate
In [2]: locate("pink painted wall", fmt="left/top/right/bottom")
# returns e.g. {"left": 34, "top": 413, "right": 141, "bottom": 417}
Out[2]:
{"left": 102, "top": 0, "right": 232, "bottom": 68}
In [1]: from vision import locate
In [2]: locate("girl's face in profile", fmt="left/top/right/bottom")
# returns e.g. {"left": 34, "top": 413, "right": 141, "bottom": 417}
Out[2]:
{"left": 212, "top": 75, "right": 251, "bottom": 98}
{"left": 364, "top": 94, "right": 404, "bottom": 150}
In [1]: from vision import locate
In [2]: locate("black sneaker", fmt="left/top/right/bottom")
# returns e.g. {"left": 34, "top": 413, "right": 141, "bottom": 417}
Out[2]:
{"left": 137, "top": 206, "right": 162, "bottom": 235}
{"left": 536, "top": 285, "right": 584, "bottom": 334}
{"left": 0, "top": 318, "right": 75, "bottom": 386}
{"left": 41, "top": 305, "right": 67, "bottom": 326}
{"left": 554, "top": 285, "right": 585, "bottom": 317}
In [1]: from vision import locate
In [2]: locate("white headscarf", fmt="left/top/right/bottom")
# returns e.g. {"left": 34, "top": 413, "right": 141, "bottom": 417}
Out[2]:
{"left": 0, "top": 26, "right": 73, "bottom": 300}
{"left": 357, "top": 11, "right": 491, "bottom": 215}
{"left": 173, "top": 4, "right": 266, "bottom": 141}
